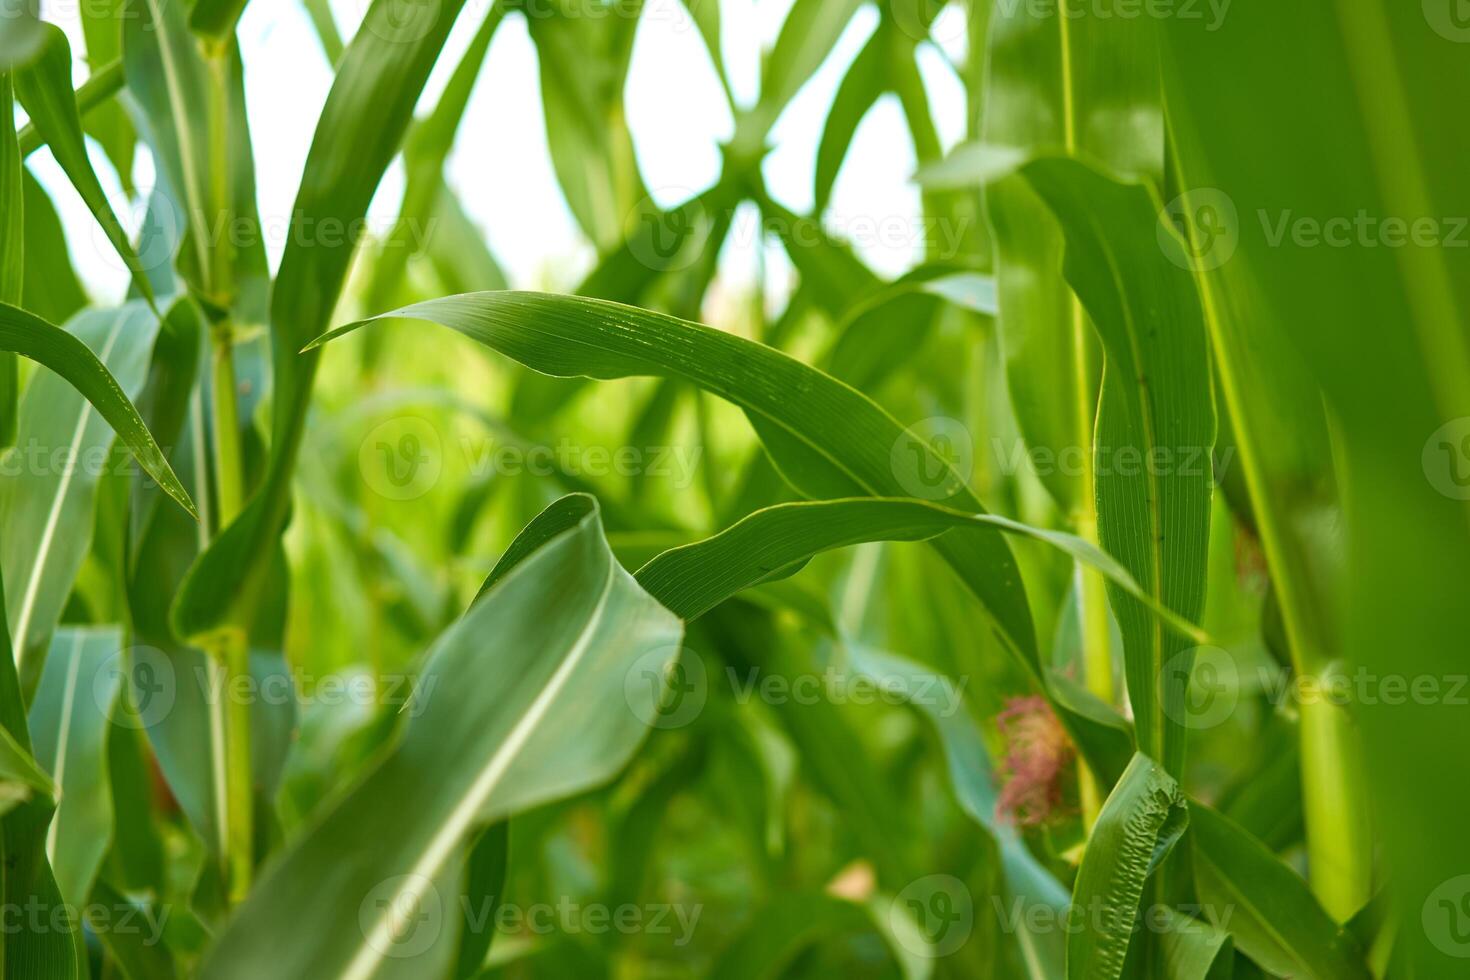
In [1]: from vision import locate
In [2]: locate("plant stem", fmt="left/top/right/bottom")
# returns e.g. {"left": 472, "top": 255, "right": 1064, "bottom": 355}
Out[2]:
{"left": 220, "top": 628, "right": 253, "bottom": 905}
{"left": 211, "top": 326, "right": 245, "bottom": 526}
{"left": 210, "top": 323, "right": 252, "bottom": 903}
{"left": 1299, "top": 674, "right": 1373, "bottom": 920}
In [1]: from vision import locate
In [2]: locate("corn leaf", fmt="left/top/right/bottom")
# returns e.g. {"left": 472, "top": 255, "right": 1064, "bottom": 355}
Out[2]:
{"left": 1066, "top": 752, "right": 1187, "bottom": 979}
{"left": 12, "top": 25, "right": 156, "bottom": 310}
{"left": 201, "top": 498, "right": 682, "bottom": 979}
{"left": 1020, "top": 158, "right": 1214, "bottom": 778}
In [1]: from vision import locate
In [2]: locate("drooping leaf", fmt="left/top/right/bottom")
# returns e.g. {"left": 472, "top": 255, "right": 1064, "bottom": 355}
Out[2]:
{"left": 201, "top": 499, "right": 682, "bottom": 979}
{"left": 637, "top": 496, "right": 1204, "bottom": 638}
{"left": 308, "top": 290, "right": 1146, "bottom": 781}
{"left": 0, "top": 302, "right": 194, "bottom": 688}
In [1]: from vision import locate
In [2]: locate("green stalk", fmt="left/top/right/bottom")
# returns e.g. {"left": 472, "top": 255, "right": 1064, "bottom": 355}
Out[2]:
{"left": 1055, "top": 0, "right": 1114, "bottom": 828}
{"left": 210, "top": 324, "right": 253, "bottom": 904}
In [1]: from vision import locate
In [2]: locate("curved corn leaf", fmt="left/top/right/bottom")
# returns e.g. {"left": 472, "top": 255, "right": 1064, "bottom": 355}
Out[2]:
{"left": 1066, "top": 753, "right": 1187, "bottom": 980}
{"left": 1190, "top": 803, "right": 1370, "bottom": 979}
{"left": 201, "top": 498, "right": 682, "bottom": 979}
{"left": 1151, "top": 908, "right": 1234, "bottom": 980}
{"left": 12, "top": 25, "right": 156, "bottom": 309}
{"left": 307, "top": 291, "right": 1164, "bottom": 783}
{"left": 637, "top": 496, "right": 1205, "bottom": 639}
{"left": 1020, "top": 158, "right": 1214, "bottom": 778}
{"left": 0, "top": 303, "right": 192, "bottom": 690}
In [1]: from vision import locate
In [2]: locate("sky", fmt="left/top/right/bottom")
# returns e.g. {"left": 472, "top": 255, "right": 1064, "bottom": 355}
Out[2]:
{"left": 31, "top": 0, "right": 970, "bottom": 309}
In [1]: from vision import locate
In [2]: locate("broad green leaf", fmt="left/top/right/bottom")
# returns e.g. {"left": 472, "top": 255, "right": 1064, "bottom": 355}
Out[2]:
{"left": 201, "top": 499, "right": 682, "bottom": 979}
{"left": 28, "top": 627, "right": 121, "bottom": 909}
{"left": 309, "top": 291, "right": 1143, "bottom": 778}
{"left": 1067, "top": 753, "right": 1187, "bottom": 980}
{"left": 1190, "top": 803, "right": 1369, "bottom": 980}
{"left": 0, "top": 302, "right": 194, "bottom": 688}
{"left": 170, "top": 0, "right": 473, "bottom": 644}
{"left": 13, "top": 25, "right": 156, "bottom": 309}
{"left": 637, "top": 497, "right": 1205, "bottom": 639}
{"left": 1020, "top": 158, "right": 1214, "bottom": 777}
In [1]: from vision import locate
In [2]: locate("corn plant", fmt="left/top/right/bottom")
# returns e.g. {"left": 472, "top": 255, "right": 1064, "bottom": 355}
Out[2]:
{"left": 0, "top": 0, "right": 1464, "bottom": 976}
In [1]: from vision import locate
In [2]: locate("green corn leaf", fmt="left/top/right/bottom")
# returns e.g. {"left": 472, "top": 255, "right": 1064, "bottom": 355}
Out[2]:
{"left": 12, "top": 24, "right": 157, "bottom": 310}
{"left": 1020, "top": 158, "right": 1215, "bottom": 778}
{"left": 637, "top": 496, "right": 1205, "bottom": 639}
{"left": 201, "top": 498, "right": 682, "bottom": 979}
{"left": 1190, "top": 803, "right": 1370, "bottom": 979}
{"left": 814, "top": 21, "right": 892, "bottom": 213}
{"left": 307, "top": 290, "right": 1158, "bottom": 782}
{"left": 0, "top": 302, "right": 193, "bottom": 690}
{"left": 1066, "top": 753, "right": 1187, "bottom": 980}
